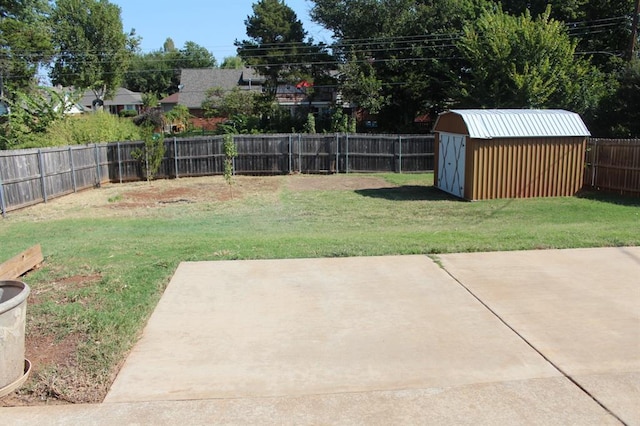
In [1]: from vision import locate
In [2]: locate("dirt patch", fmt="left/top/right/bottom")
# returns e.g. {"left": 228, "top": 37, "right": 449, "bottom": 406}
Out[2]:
{"left": 0, "top": 332, "right": 85, "bottom": 406}
{"left": 1, "top": 274, "right": 102, "bottom": 407}
{"left": 9, "top": 175, "right": 394, "bottom": 220}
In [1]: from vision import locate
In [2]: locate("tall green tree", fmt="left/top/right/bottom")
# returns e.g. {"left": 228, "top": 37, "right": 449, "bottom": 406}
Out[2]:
{"left": 50, "top": 0, "right": 136, "bottom": 104}
{"left": 202, "top": 87, "right": 260, "bottom": 118}
{"left": 497, "top": 0, "right": 637, "bottom": 72}
{"left": 125, "top": 50, "right": 175, "bottom": 96}
{"left": 236, "top": 0, "right": 332, "bottom": 99}
{"left": 497, "top": 0, "right": 588, "bottom": 21}
{"left": 339, "top": 51, "right": 388, "bottom": 114}
{"left": 0, "top": 0, "right": 53, "bottom": 94}
{"left": 177, "top": 41, "right": 216, "bottom": 69}
{"left": 221, "top": 56, "right": 245, "bottom": 69}
{"left": 124, "top": 40, "right": 216, "bottom": 97}
{"left": 163, "top": 37, "right": 176, "bottom": 52}
{"left": 591, "top": 60, "right": 640, "bottom": 137}
{"left": 456, "top": 6, "right": 606, "bottom": 115}
{"left": 311, "top": 0, "right": 489, "bottom": 132}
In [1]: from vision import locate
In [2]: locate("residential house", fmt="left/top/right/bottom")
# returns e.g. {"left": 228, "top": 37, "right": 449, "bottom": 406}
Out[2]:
{"left": 160, "top": 68, "right": 263, "bottom": 131}
{"left": 160, "top": 68, "right": 340, "bottom": 131}
{"left": 50, "top": 86, "right": 85, "bottom": 115}
{"left": 80, "top": 87, "right": 143, "bottom": 115}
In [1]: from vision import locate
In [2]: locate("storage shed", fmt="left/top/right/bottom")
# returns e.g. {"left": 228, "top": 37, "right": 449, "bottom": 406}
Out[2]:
{"left": 433, "top": 109, "right": 590, "bottom": 200}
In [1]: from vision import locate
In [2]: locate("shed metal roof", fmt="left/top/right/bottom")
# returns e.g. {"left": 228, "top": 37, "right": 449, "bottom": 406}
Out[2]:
{"left": 442, "top": 109, "right": 590, "bottom": 139}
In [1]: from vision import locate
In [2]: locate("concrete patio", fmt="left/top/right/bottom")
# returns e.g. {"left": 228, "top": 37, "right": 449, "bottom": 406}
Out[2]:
{"left": 1, "top": 247, "right": 638, "bottom": 425}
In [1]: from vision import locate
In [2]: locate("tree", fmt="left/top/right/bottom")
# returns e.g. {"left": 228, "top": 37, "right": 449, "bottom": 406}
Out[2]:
{"left": 311, "top": 0, "right": 489, "bottom": 132}
{"left": 456, "top": 6, "right": 606, "bottom": 115}
{"left": 125, "top": 50, "right": 176, "bottom": 96}
{"left": 50, "top": 0, "right": 136, "bottom": 103}
{"left": 141, "top": 92, "right": 159, "bottom": 110}
{"left": 0, "top": 0, "right": 53, "bottom": 94}
{"left": 131, "top": 130, "right": 165, "bottom": 181}
{"left": 497, "top": 0, "right": 637, "bottom": 72}
{"left": 339, "top": 51, "right": 388, "bottom": 115}
{"left": 177, "top": 41, "right": 216, "bottom": 69}
{"left": 497, "top": 0, "right": 588, "bottom": 21}
{"left": 591, "top": 60, "right": 640, "bottom": 137}
{"left": 204, "top": 87, "right": 260, "bottom": 118}
{"left": 0, "top": 87, "right": 73, "bottom": 149}
{"left": 124, "top": 41, "right": 216, "bottom": 97}
{"left": 163, "top": 37, "right": 176, "bottom": 52}
{"left": 221, "top": 56, "right": 245, "bottom": 69}
{"left": 164, "top": 104, "right": 192, "bottom": 133}
{"left": 236, "top": 0, "right": 332, "bottom": 100}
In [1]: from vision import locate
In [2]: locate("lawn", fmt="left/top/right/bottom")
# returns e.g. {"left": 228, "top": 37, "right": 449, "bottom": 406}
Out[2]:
{"left": 0, "top": 173, "right": 638, "bottom": 404}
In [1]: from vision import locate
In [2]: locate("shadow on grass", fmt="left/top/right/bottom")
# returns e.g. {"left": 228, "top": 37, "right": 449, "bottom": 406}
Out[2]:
{"left": 355, "top": 185, "right": 463, "bottom": 201}
{"left": 576, "top": 190, "right": 640, "bottom": 207}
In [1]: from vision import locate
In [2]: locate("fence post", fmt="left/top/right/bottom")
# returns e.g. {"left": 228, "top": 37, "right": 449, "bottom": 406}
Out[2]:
{"left": 398, "top": 135, "right": 403, "bottom": 174}
{"left": 93, "top": 143, "right": 102, "bottom": 188}
{"left": 335, "top": 133, "right": 339, "bottom": 174}
{"left": 174, "top": 137, "right": 179, "bottom": 178}
{"left": 232, "top": 135, "right": 237, "bottom": 176}
{"left": 69, "top": 146, "right": 77, "bottom": 192}
{"left": 37, "top": 149, "right": 48, "bottom": 203}
{"left": 117, "top": 143, "right": 122, "bottom": 184}
{"left": 289, "top": 135, "right": 293, "bottom": 173}
{"left": 298, "top": 134, "right": 302, "bottom": 173}
{"left": 0, "top": 175, "right": 6, "bottom": 217}
{"left": 346, "top": 134, "right": 350, "bottom": 174}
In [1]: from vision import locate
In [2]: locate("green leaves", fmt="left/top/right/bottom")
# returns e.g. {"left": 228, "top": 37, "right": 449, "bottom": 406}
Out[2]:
{"left": 237, "top": 0, "right": 332, "bottom": 99}
{"left": 202, "top": 87, "right": 259, "bottom": 119}
{"left": 0, "top": 0, "right": 53, "bottom": 93}
{"left": 457, "top": 6, "right": 606, "bottom": 114}
{"left": 223, "top": 134, "right": 237, "bottom": 188}
{"left": 50, "top": 0, "right": 134, "bottom": 99}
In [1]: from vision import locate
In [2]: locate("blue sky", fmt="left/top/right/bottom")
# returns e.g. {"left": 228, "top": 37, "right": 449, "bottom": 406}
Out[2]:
{"left": 110, "top": 0, "right": 332, "bottom": 62}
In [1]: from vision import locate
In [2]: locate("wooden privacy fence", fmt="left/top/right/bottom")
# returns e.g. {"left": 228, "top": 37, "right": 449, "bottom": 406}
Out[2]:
{"left": 0, "top": 144, "right": 109, "bottom": 215}
{"left": 584, "top": 138, "right": 640, "bottom": 196}
{"left": 1, "top": 134, "right": 434, "bottom": 215}
{"left": 107, "top": 134, "right": 434, "bottom": 182}
{"left": 3, "top": 135, "right": 636, "bottom": 216}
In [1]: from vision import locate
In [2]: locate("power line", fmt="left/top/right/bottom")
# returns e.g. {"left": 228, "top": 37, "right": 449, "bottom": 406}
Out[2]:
{"left": 2, "top": 15, "right": 633, "bottom": 81}
{"left": 2, "top": 14, "right": 631, "bottom": 58}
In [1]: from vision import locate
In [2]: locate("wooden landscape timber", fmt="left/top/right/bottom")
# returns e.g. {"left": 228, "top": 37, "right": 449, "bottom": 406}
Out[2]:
{"left": 0, "top": 244, "right": 44, "bottom": 280}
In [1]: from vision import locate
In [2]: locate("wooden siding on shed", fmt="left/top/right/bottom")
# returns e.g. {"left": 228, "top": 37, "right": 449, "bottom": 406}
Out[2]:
{"left": 466, "top": 137, "right": 586, "bottom": 200}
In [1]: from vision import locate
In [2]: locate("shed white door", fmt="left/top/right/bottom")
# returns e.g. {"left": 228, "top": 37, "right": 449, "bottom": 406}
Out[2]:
{"left": 438, "top": 133, "right": 466, "bottom": 198}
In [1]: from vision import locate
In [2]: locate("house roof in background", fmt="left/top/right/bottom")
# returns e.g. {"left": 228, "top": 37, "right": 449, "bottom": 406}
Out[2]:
{"left": 177, "top": 68, "right": 264, "bottom": 109}
{"left": 441, "top": 109, "right": 591, "bottom": 139}
{"left": 159, "top": 92, "right": 179, "bottom": 104}
{"left": 80, "top": 87, "right": 143, "bottom": 107}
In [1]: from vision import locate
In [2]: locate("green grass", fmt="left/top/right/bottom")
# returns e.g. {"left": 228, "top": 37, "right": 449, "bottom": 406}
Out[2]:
{"left": 0, "top": 172, "right": 638, "bottom": 402}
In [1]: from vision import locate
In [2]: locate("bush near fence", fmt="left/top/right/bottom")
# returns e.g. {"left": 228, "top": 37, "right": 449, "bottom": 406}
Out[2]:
{"left": 1, "top": 134, "right": 434, "bottom": 215}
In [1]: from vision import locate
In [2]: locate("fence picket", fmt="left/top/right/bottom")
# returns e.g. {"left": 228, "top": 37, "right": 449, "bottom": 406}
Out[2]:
{"left": 0, "top": 175, "right": 6, "bottom": 217}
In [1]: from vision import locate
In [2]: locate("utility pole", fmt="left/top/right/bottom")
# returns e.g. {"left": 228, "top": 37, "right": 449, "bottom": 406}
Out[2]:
{"left": 629, "top": 0, "right": 640, "bottom": 61}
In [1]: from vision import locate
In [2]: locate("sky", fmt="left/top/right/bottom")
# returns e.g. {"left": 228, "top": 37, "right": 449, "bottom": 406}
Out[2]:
{"left": 110, "top": 0, "right": 333, "bottom": 62}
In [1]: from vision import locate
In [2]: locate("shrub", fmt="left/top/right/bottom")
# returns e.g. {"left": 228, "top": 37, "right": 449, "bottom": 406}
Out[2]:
{"left": 43, "top": 112, "right": 142, "bottom": 146}
{"left": 118, "top": 109, "right": 138, "bottom": 118}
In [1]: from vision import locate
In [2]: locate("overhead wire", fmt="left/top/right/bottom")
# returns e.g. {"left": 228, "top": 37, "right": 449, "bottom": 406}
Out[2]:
{"left": 0, "top": 14, "right": 633, "bottom": 81}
